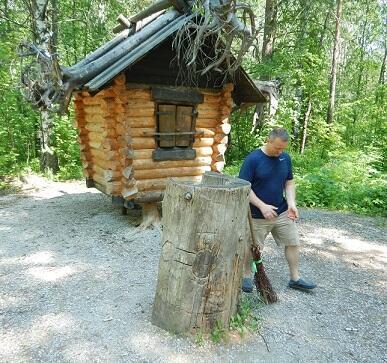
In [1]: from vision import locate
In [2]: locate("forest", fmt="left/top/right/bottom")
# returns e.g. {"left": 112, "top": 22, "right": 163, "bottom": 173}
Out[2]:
{"left": 0, "top": 0, "right": 385, "bottom": 216}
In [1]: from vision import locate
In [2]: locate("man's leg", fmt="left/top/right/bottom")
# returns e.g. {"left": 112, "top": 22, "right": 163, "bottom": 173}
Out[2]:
{"left": 284, "top": 245, "right": 300, "bottom": 281}
{"left": 272, "top": 212, "right": 316, "bottom": 290}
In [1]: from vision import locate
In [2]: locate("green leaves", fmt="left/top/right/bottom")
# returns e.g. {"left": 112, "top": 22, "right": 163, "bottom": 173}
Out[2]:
{"left": 292, "top": 148, "right": 387, "bottom": 216}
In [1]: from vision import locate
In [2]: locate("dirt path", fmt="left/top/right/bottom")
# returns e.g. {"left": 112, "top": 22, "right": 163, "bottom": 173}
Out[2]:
{"left": 0, "top": 176, "right": 386, "bottom": 362}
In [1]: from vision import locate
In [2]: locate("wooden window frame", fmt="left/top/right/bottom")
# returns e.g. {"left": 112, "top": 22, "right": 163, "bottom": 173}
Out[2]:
{"left": 152, "top": 103, "right": 198, "bottom": 161}
{"left": 151, "top": 87, "right": 204, "bottom": 162}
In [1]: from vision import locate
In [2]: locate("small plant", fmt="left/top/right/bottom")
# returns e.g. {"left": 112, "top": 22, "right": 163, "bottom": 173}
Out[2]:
{"left": 195, "top": 329, "right": 204, "bottom": 346}
{"left": 230, "top": 295, "right": 262, "bottom": 337}
{"left": 205, "top": 296, "right": 263, "bottom": 345}
{"left": 210, "top": 320, "right": 226, "bottom": 343}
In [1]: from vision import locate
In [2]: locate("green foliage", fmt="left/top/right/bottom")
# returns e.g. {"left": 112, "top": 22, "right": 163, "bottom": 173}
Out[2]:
{"left": 194, "top": 329, "right": 204, "bottom": 346}
{"left": 0, "top": 30, "right": 39, "bottom": 175}
{"left": 205, "top": 296, "right": 262, "bottom": 344}
{"left": 230, "top": 296, "right": 261, "bottom": 337}
{"left": 293, "top": 148, "right": 386, "bottom": 216}
{"left": 51, "top": 110, "right": 83, "bottom": 180}
{"left": 0, "top": 0, "right": 153, "bottom": 179}
{"left": 210, "top": 320, "right": 226, "bottom": 344}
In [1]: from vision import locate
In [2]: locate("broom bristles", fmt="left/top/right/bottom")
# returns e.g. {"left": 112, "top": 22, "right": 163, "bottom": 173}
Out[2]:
{"left": 251, "top": 246, "right": 278, "bottom": 304}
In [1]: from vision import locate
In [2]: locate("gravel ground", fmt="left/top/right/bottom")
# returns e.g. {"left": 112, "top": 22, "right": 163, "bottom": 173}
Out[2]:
{"left": 0, "top": 175, "right": 386, "bottom": 363}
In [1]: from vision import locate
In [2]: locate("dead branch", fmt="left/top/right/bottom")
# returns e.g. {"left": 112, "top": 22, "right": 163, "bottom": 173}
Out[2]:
{"left": 173, "top": 0, "right": 258, "bottom": 82}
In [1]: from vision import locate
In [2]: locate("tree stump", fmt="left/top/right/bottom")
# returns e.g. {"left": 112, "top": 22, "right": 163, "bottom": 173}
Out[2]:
{"left": 152, "top": 172, "right": 251, "bottom": 335}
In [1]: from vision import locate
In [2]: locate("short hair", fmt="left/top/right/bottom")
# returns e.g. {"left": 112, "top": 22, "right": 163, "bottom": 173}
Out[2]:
{"left": 268, "top": 128, "right": 289, "bottom": 141}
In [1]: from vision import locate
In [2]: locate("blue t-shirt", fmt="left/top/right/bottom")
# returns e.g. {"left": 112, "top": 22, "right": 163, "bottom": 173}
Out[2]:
{"left": 239, "top": 149, "right": 293, "bottom": 219}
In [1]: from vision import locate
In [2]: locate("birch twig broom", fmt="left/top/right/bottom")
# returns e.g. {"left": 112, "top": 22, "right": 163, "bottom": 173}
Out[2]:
{"left": 248, "top": 209, "right": 278, "bottom": 304}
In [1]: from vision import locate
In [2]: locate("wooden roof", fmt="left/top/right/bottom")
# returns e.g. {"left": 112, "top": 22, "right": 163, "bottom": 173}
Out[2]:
{"left": 79, "top": 10, "right": 270, "bottom": 105}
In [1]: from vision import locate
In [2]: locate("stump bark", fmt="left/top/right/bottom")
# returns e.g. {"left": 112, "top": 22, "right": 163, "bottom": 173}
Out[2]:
{"left": 152, "top": 172, "right": 251, "bottom": 334}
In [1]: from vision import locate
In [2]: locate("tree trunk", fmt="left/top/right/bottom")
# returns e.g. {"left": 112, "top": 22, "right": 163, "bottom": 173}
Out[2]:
{"left": 350, "top": 2, "right": 369, "bottom": 144}
{"left": 262, "top": 0, "right": 277, "bottom": 67}
{"left": 376, "top": 41, "right": 386, "bottom": 104}
{"left": 39, "top": 111, "right": 59, "bottom": 172}
{"left": 253, "top": 0, "right": 278, "bottom": 131}
{"left": 292, "top": 87, "right": 302, "bottom": 147}
{"left": 31, "top": 0, "right": 59, "bottom": 172}
{"left": 300, "top": 98, "right": 312, "bottom": 154}
{"left": 378, "top": 43, "right": 386, "bottom": 86}
{"left": 152, "top": 173, "right": 250, "bottom": 335}
{"left": 326, "top": 0, "right": 343, "bottom": 125}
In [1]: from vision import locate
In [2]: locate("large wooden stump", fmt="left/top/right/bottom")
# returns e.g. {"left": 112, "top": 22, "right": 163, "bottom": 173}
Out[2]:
{"left": 152, "top": 172, "right": 251, "bottom": 335}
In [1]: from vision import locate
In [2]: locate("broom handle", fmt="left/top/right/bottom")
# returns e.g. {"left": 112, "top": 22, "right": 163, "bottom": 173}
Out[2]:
{"left": 248, "top": 208, "right": 258, "bottom": 249}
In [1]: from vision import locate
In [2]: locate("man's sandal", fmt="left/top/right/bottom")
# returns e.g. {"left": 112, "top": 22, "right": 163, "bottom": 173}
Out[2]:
{"left": 242, "top": 277, "right": 254, "bottom": 293}
{"left": 288, "top": 278, "right": 316, "bottom": 291}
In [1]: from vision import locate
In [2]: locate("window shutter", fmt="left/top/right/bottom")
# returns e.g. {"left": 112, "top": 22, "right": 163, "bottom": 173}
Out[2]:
{"left": 158, "top": 104, "right": 176, "bottom": 147}
{"left": 176, "top": 106, "right": 193, "bottom": 147}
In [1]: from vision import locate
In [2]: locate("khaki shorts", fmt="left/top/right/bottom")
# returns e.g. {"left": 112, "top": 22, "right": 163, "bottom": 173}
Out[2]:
{"left": 250, "top": 211, "right": 300, "bottom": 248}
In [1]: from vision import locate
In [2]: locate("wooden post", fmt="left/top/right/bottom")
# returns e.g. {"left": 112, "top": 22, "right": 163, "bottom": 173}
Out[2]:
{"left": 152, "top": 172, "right": 251, "bottom": 334}
{"left": 140, "top": 202, "right": 161, "bottom": 229}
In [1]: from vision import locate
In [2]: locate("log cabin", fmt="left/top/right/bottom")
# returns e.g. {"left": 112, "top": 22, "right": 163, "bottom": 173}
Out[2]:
{"left": 71, "top": 9, "right": 271, "bottom": 221}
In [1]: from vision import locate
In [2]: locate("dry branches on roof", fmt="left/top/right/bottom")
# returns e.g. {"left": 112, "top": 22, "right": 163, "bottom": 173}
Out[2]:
{"left": 173, "top": 0, "right": 258, "bottom": 83}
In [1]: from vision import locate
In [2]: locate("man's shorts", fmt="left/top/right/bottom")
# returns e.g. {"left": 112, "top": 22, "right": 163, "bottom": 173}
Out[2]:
{"left": 250, "top": 211, "right": 300, "bottom": 248}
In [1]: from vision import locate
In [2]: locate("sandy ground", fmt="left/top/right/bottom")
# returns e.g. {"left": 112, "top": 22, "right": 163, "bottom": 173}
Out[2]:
{"left": 0, "top": 175, "right": 386, "bottom": 363}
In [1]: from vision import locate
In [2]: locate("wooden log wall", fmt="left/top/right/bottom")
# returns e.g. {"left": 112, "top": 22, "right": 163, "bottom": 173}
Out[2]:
{"left": 115, "top": 74, "right": 137, "bottom": 199}
{"left": 196, "top": 83, "right": 233, "bottom": 174}
{"left": 73, "top": 75, "right": 234, "bottom": 200}
{"left": 73, "top": 75, "right": 133, "bottom": 196}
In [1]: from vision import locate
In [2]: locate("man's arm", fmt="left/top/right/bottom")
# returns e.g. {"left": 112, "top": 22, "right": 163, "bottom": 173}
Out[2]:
{"left": 285, "top": 179, "right": 299, "bottom": 220}
{"left": 249, "top": 190, "right": 278, "bottom": 220}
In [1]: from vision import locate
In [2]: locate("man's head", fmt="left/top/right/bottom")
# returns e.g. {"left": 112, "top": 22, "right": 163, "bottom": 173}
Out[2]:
{"left": 265, "top": 128, "right": 289, "bottom": 157}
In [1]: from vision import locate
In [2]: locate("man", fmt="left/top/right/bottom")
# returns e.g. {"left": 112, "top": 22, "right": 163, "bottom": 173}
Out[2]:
{"left": 239, "top": 128, "right": 316, "bottom": 292}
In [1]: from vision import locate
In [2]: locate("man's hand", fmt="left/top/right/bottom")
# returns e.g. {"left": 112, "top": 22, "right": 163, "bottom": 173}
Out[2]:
{"left": 259, "top": 203, "right": 278, "bottom": 220}
{"left": 287, "top": 205, "right": 299, "bottom": 220}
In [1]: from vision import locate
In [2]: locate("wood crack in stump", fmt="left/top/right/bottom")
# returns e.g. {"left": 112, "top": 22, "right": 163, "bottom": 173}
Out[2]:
{"left": 175, "top": 247, "right": 196, "bottom": 254}
{"left": 173, "top": 259, "right": 192, "bottom": 267}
